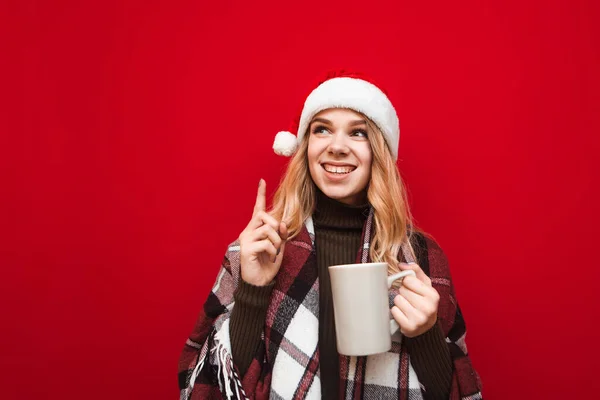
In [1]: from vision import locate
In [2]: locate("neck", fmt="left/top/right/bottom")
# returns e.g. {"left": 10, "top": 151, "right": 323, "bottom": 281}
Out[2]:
{"left": 313, "top": 188, "right": 370, "bottom": 229}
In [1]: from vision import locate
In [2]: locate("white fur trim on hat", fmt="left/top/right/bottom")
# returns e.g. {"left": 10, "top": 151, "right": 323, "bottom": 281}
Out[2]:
{"left": 296, "top": 77, "right": 400, "bottom": 160}
{"left": 273, "top": 131, "right": 299, "bottom": 156}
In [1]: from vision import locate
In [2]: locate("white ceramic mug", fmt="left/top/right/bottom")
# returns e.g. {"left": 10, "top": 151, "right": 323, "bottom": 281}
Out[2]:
{"left": 328, "top": 262, "right": 416, "bottom": 356}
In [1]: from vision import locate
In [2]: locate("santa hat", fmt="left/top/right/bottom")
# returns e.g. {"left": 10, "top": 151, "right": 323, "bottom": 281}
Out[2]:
{"left": 273, "top": 71, "right": 400, "bottom": 160}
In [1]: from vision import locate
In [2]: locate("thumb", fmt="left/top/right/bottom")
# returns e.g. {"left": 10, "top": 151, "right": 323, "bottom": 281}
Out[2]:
{"left": 276, "top": 222, "right": 289, "bottom": 258}
{"left": 279, "top": 221, "right": 289, "bottom": 241}
{"left": 398, "top": 262, "right": 428, "bottom": 283}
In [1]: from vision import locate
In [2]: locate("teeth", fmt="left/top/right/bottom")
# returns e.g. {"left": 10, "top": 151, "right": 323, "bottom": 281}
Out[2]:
{"left": 323, "top": 164, "right": 355, "bottom": 174}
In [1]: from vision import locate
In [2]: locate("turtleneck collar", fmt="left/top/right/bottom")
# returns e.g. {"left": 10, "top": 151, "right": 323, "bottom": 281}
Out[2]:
{"left": 313, "top": 188, "right": 370, "bottom": 230}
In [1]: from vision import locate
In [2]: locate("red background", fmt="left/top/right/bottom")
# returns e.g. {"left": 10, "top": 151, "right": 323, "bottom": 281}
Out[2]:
{"left": 3, "top": 1, "right": 599, "bottom": 399}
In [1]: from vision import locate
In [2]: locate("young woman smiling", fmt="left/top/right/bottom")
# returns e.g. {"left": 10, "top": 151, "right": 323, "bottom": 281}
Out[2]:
{"left": 178, "top": 71, "right": 482, "bottom": 400}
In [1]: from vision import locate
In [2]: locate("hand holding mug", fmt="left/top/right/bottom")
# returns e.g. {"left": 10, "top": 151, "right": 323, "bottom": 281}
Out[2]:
{"left": 239, "top": 179, "right": 288, "bottom": 286}
{"left": 391, "top": 262, "right": 440, "bottom": 338}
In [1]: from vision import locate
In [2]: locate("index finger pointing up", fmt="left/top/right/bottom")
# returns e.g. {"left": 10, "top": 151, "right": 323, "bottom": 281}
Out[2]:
{"left": 254, "top": 179, "right": 267, "bottom": 215}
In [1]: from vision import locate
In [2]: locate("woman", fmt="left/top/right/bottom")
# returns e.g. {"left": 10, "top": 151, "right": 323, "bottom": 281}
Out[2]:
{"left": 178, "top": 71, "right": 482, "bottom": 400}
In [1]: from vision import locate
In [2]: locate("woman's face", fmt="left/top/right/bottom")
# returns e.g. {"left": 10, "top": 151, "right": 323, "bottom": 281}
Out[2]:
{"left": 307, "top": 108, "right": 373, "bottom": 205}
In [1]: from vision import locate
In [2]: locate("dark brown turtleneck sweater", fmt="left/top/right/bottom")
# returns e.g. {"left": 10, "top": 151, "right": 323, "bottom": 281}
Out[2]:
{"left": 230, "top": 190, "right": 453, "bottom": 399}
{"left": 312, "top": 190, "right": 370, "bottom": 398}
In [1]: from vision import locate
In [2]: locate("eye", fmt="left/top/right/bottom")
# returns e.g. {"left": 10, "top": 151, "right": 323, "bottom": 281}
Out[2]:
{"left": 311, "top": 125, "right": 330, "bottom": 135}
{"left": 352, "top": 129, "right": 368, "bottom": 138}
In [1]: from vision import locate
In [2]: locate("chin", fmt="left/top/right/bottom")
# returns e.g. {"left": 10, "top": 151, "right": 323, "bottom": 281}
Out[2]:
{"left": 319, "top": 186, "right": 363, "bottom": 204}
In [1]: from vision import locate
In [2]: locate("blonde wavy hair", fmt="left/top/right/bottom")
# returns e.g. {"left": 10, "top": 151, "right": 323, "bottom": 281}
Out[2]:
{"left": 269, "top": 113, "right": 417, "bottom": 276}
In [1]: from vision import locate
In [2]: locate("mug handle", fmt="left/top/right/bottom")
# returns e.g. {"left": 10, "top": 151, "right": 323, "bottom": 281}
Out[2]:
{"left": 387, "top": 270, "right": 416, "bottom": 335}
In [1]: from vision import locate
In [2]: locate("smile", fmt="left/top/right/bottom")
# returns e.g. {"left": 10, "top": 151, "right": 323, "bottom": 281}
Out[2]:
{"left": 322, "top": 164, "right": 356, "bottom": 174}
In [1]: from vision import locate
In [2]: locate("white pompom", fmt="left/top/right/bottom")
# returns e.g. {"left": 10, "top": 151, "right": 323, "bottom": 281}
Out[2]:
{"left": 273, "top": 131, "right": 298, "bottom": 157}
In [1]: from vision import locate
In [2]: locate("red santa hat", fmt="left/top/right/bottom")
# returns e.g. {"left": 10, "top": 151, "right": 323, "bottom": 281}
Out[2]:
{"left": 273, "top": 71, "right": 400, "bottom": 160}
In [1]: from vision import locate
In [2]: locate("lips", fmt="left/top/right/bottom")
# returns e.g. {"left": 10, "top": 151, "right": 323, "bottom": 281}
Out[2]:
{"left": 322, "top": 163, "right": 356, "bottom": 174}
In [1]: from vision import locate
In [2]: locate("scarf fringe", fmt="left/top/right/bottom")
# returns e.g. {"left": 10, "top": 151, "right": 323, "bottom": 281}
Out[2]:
{"left": 213, "top": 323, "right": 248, "bottom": 400}
{"left": 182, "top": 325, "right": 249, "bottom": 400}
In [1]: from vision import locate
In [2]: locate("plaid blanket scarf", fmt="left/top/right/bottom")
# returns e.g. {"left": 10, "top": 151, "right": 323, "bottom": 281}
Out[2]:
{"left": 178, "top": 209, "right": 483, "bottom": 399}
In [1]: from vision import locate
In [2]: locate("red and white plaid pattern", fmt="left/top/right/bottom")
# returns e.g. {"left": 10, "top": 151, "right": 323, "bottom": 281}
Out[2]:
{"left": 178, "top": 210, "right": 483, "bottom": 399}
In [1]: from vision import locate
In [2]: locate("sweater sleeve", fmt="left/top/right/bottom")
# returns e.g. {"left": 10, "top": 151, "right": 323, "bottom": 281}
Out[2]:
{"left": 229, "top": 279, "right": 275, "bottom": 377}
{"left": 404, "top": 321, "right": 453, "bottom": 400}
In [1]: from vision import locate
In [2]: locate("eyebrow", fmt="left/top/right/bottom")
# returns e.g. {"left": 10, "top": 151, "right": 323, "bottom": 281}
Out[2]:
{"left": 311, "top": 117, "right": 367, "bottom": 126}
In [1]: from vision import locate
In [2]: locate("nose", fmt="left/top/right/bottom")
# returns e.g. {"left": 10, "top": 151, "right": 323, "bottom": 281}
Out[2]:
{"left": 327, "top": 131, "right": 349, "bottom": 155}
